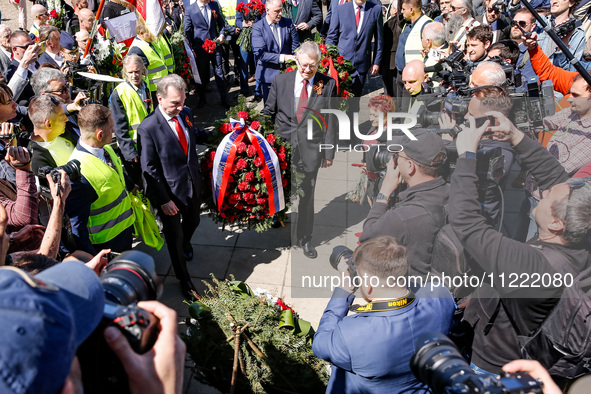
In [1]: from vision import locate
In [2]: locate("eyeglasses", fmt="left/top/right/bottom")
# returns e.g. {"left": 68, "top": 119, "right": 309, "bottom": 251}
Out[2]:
{"left": 450, "top": 5, "right": 464, "bottom": 11}
{"left": 487, "top": 7, "right": 500, "bottom": 13}
{"left": 511, "top": 20, "right": 528, "bottom": 28}
{"left": 47, "top": 84, "right": 70, "bottom": 95}
{"left": 14, "top": 43, "right": 33, "bottom": 50}
{"left": 298, "top": 62, "right": 318, "bottom": 71}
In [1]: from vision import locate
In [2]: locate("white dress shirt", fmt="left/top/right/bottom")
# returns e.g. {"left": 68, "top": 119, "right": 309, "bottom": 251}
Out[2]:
{"left": 159, "top": 105, "right": 189, "bottom": 146}
{"left": 79, "top": 139, "right": 108, "bottom": 164}
{"left": 355, "top": 2, "right": 366, "bottom": 34}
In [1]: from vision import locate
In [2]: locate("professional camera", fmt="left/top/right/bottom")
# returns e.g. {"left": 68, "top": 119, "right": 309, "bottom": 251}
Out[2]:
{"left": 554, "top": 18, "right": 581, "bottom": 39}
{"left": 490, "top": 0, "right": 505, "bottom": 13}
{"left": 37, "top": 159, "right": 82, "bottom": 185}
{"left": 330, "top": 246, "right": 358, "bottom": 278}
{"left": 509, "top": 79, "right": 555, "bottom": 129}
{"left": 411, "top": 332, "right": 544, "bottom": 394}
{"left": 364, "top": 144, "right": 398, "bottom": 173}
{"left": 443, "top": 142, "right": 505, "bottom": 183}
{"left": 79, "top": 250, "right": 163, "bottom": 394}
{"left": 424, "top": 46, "right": 471, "bottom": 96}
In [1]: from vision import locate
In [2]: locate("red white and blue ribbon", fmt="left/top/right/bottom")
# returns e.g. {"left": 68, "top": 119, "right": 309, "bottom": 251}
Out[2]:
{"left": 212, "top": 118, "right": 285, "bottom": 217}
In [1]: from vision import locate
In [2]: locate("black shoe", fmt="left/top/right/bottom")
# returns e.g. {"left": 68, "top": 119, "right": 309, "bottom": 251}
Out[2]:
{"left": 184, "top": 242, "right": 194, "bottom": 261}
{"left": 180, "top": 278, "right": 198, "bottom": 300}
{"left": 301, "top": 241, "right": 318, "bottom": 259}
{"left": 271, "top": 219, "right": 282, "bottom": 228}
{"left": 252, "top": 94, "right": 263, "bottom": 103}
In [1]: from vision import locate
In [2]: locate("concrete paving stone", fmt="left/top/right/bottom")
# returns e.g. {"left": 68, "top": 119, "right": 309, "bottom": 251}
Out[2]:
{"left": 187, "top": 245, "right": 233, "bottom": 280}
{"left": 191, "top": 215, "right": 241, "bottom": 247}
{"left": 226, "top": 247, "right": 288, "bottom": 285}
{"left": 314, "top": 200, "right": 349, "bottom": 228}
{"left": 317, "top": 161, "right": 349, "bottom": 181}
{"left": 133, "top": 241, "right": 172, "bottom": 276}
{"left": 314, "top": 180, "right": 352, "bottom": 202}
{"left": 235, "top": 225, "right": 292, "bottom": 250}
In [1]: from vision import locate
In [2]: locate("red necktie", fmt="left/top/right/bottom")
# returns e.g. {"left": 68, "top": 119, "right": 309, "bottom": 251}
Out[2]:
{"left": 356, "top": 6, "right": 361, "bottom": 28}
{"left": 339, "top": 0, "right": 345, "bottom": 5}
{"left": 172, "top": 116, "right": 188, "bottom": 155}
{"left": 297, "top": 79, "right": 309, "bottom": 123}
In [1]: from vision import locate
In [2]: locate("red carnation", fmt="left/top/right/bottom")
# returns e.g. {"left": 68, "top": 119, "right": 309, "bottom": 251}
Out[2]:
{"left": 229, "top": 193, "right": 240, "bottom": 204}
{"left": 244, "top": 7, "right": 250, "bottom": 15}
{"left": 244, "top": 172, "right": 255, "bottom": 182}
{"left": 232, "top": 166, "right": 238, "bottom": 174}
{"left": 250, "top": 185, "right": 257, "bottom": 192}
{"left": 244, "top": 206, "right": 253, "bottom": 212}
{"left": 318, "top": 44, "right": 327, "bottom": 54}
{"left": 278, "top": 152, "right": 286, "bottom": 161}
{"left": 236, "top": 158, "right": 248, "bottom": 170}
{"left": 243, "top": 192, "right": 254, "bottom": 201}
{"left": 250, "top": 121, "right": 261, "bottom": 130}
{"left": 280, "top": 161, "right": 287, "bottom": 170}
{"left": 279, "top": 145, "right": 285, "bottom": 154}
{"left": 336, "top": 56, "right": 344, "bottom": 65}
{"left": 266, "top": 134, "right": 276, "bottom": 145}
{"left": 320, "top": 58, "right": 330, "bottom": 68}
{"left": 256, "top": 198, "right": 266, "bottom": 205}
{"left": 221, "top": 123, "right": 231, "bottom": 134}
{"left": 236, "top": 203, "right": 244, "bottom": 209}
{"left": 50, "top": 10, "right": 59, "bottom": 18}
{"left": 238, "top": 181, "right": 249, "bottom": 191}
{"left": 254, "top": 157, "right": 263, "bottom": 167}
{"left": 341, "top": 71, "right": 349, "bottom": 80}
{"left": 342, "top": 90, "right": 350, "bottom": 98}
{"left": 236, "top": 141, "right": 247, "bottom": 153}
{"left": 238, "top": 111, "right": 249, "bottom": 120}
{"left": 228, "top": 175, "right": 235, "bottom": 183}
{"left": 285, "top": 67, "right": 294, "bottom": 72}
{"left": 282, "top": 178, "right": 287, "bottom": 187}
{"left": 236, "top": 2, "right": 245, "bottom": 12}
{"left": 247, "top": 145, "right": 257, "bottom": 157}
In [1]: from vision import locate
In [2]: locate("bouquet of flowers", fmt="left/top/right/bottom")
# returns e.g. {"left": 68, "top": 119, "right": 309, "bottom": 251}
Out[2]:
{"left": 200, "top": 96, "right": 294, "bottom": 232}
{"left": 93, "top": 37, "right": 126, "bottom": 76}
{"left": 285, "top": 34, "right": 356, "bottom": 98}
{"left": 236, "top": 0, "right": 266, "bottom": 51}
{"left": 202, "top": 38, "right": 216, "bottom": 54}
{"left": 46, "top": 0, "right": 66, "bottom": 30}
{"left": 183, "top": 276, "right": 328, "bottom": 393}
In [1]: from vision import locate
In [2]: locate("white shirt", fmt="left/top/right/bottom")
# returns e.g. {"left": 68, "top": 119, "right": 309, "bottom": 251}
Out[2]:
{"left": 266, "top": 17, "right": 287, "bottom": 62}
{"left": 0, "top": 47, "right": 10, "bottom": 59}
{"left": 198, "top": 2, "right": 211, "bottom": 26}
{"left": 79, "top": 139, "right": 107, "bottom": 164}
{"left": 46, "top": 51, "right": 64, "bottom": 68}
{"left": 294, "top": 72, "right": 315, "bottom": 112}
{"left": 159, "top": 105, "right": 189, "bottom": 146}
{"left": 355, "top": 2, "right": 366, "bottom": 35}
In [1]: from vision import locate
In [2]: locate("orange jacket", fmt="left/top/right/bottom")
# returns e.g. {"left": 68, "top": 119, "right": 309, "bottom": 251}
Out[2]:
{"left": 528, "top": 45, "right": 578, "bottom": 96}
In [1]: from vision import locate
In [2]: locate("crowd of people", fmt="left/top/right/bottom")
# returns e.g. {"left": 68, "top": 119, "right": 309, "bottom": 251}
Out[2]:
{"left": 0, "top": 0, "right": 590, "bottom": 392}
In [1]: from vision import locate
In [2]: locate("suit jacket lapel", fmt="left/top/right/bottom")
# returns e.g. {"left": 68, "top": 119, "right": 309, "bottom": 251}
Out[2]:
{"left": 156, "top": 107, "right": 186, "bottom": 157}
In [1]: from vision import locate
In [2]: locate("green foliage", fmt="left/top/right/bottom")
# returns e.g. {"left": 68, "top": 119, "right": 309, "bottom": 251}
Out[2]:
{"left": 182, "top": 276, "right": 329, "bottom": 393}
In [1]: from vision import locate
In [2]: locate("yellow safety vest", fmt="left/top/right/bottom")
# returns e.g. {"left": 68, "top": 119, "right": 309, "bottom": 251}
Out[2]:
{"left": 69, "top": 144, "right": 135, "bottom": 245}
{"left": 129, "top": 38, "right": 169, "bottom": 92}
{"left": 404, "top": 14, "right": 432, "bottom": 64}
{"left": 155, "top": 35, "right": 175, "bottom": 74}
{"left": 113, "top": 82, "right": 150, "bottom": 145}
{"left": 216, "top": 0, "right": 237, "bottom": 24}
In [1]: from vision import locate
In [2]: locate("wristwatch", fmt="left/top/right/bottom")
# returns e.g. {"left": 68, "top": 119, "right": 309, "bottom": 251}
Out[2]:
{"left": 376, "top": 192, "right": 389, "bottom": 202}
{"left": 458, "top": 152, "right": 477, "bottom": 159}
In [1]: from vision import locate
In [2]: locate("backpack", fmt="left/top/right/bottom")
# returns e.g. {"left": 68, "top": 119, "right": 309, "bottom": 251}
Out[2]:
{"left": 398, "top": 200, "right": 474, "bottom": 298}
{"left": 515, "top": 247, "right": 591, "bottom": 379}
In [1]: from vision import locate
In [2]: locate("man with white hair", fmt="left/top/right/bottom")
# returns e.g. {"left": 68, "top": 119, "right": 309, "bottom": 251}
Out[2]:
{"left": 29, "top": 5, "right": 49, "bottom": 39}
{"left": 447, "top": 0, "right": 480, "bottom": 50}
{"left": 262, "top": 41, "right": 336, "bottom": 258}
{"left": 469, "top": 61, "right": 506, "bottom": 87}
{"left": 422, "top": 21, "right": 448, "bottom": 71}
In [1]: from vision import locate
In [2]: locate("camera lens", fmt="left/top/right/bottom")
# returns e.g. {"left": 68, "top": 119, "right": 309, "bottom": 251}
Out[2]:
{"left": 366, "top": 145, "right": 394, "bottom": 173}
{"left": 410, "top": 332, "right": 474, "bottom": 394}
{"left": 59, "top": 159, "right": 82, "bottom": 182}
{"left": 100, "top": 250, "right": 163, "bottom": 305}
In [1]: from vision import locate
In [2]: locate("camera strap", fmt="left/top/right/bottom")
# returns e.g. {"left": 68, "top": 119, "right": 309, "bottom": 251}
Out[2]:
{"left": 351, "top": 292, "right": 416, "bottom": 313}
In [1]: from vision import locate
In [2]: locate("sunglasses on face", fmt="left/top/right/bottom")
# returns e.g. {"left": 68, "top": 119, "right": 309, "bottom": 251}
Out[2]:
{"left": 47, "top": 84, "right": 70, "bottom": 95}
{"left": 14, "top": 43, "right": 33, "bottom": 50}
{"left": 487, "top": 7, "right": 500, "bottom": 13}
{"left": 511, "top": 20, "right": 528, "bottom": 28}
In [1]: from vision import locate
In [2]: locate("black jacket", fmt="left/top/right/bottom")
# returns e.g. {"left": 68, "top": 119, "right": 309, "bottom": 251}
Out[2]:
{"left": 450, "top": 136, "right": 591, "bottom": 373}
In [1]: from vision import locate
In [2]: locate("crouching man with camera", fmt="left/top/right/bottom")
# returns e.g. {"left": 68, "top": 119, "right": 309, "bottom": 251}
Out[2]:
{"left": 313, "top": 236, "right": 456, "bottom": 394}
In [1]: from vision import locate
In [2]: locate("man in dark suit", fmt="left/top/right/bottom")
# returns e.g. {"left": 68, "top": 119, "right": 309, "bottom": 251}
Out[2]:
{"left": 262, "top": 41, "right": 336, "bottom": 258}
{"left": 326, "top": 0, "right": 383, "bottom": 97}
{"left": 285, "top": 0, "right": 323, "bottom": 43}
{"left": 320, "top": 0, "right": 345, "bottom": 36}
{"left": 252, "top": 0, "right": 300, "bottom": 102}
{"left": 37, "top": 26, "right": 63, "bottom": 68}
{"left": 475, "top": 0, "right": 511, "bottom": 43}
{"left": 5, "top": 31, "right": 40, "bottom": 106}
{"left": 184, "top": 0, "right": 232, "bottom": 108}
{"left": 138, "top": 74, "right": 202, "bottom": 299}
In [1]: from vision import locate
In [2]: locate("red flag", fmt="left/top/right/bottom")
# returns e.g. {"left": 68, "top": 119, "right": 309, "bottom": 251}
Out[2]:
{"left": 328, "top": 56, "right": 340, "bottom": 96}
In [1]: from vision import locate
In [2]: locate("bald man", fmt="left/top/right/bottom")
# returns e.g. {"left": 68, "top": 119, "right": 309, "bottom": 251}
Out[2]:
{"left": 30, "top": 5, "right": 49, "bottom": 38}
{"left": 78, "top": 9, "right": 95, "bottom": 33}
{"left": 469, "top": 61, "right": 506, "bottom": 87}
{"left": 401, "top": 59, "right": 429, "bottom": 113}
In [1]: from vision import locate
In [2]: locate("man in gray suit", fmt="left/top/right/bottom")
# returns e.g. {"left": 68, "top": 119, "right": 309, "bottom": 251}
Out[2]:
{"left": 285, "top": 0, "right": 323, "bottom": 42}
{"left": 0, "top": 25, "right": 12, "bottom": 77}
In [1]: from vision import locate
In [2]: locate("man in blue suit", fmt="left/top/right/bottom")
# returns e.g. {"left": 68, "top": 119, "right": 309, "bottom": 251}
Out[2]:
{"left": 313, "top": 236, "right": 455, "bottom": 393}
{"left": 252, "top": 0, "right": 300, "bottom": 102}
{"left": 285, "top": 0, "right": 323, "bottom": 43}
{"left": 184, "top": 0, "right": 232, "bottom": 108}
{"left": 138, "top": 74, "right": 202, "bottom": 300}
{"left": 326, "top": 0, "right": 383, "bottom": 96}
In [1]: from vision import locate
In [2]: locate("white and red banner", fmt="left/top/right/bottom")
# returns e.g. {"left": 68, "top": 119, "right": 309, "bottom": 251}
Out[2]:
{"left": 112, "top": 0, "right": 165, "bottom": 37}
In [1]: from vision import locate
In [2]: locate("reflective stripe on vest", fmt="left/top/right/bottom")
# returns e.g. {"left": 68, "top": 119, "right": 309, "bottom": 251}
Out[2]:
{"left": 129, "top": 38, "right": 169, "bottom": 92}
{"left": 113, "top": 82, "right": 149, "bottom": 144}
{"left": 69, "top": 145, "right": 135, "bottom": 244}
{"left": 404, "top": 14, "right": 432, "bottom": 64}
{"left": 155, "top": 35, "right": 175, "bottom": 74}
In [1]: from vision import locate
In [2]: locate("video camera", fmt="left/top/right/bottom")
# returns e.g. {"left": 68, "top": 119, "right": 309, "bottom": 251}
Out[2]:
{"left": 554, "top": 18, "right": 582, "bottom": 39}
{"left": 411, "top": 332, "right": 543, "bottom": 394}
{"left": 424, "top": 46, "right": 471, "bottom": 96}
{"left": 79, "top": 250, "right": 163, "bottom": 394}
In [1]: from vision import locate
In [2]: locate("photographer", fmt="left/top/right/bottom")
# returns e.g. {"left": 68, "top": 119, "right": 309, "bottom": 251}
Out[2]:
{"left": 313, "top": 236, "right": 455, "bottom": 393}
{"left": 359, "top": 130, "right": 448, "bottom": 277}
{"left": 486, "top": 40, "right": 520, "bottom": 66}
{"left": 476, "top": 0, "right": 511, "bottom": 43}
{"left": 0, "top": 258, "right": 186, "bottom": 394}
{"left": 448, "top": 111, "right": 591, "bottom": 377}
